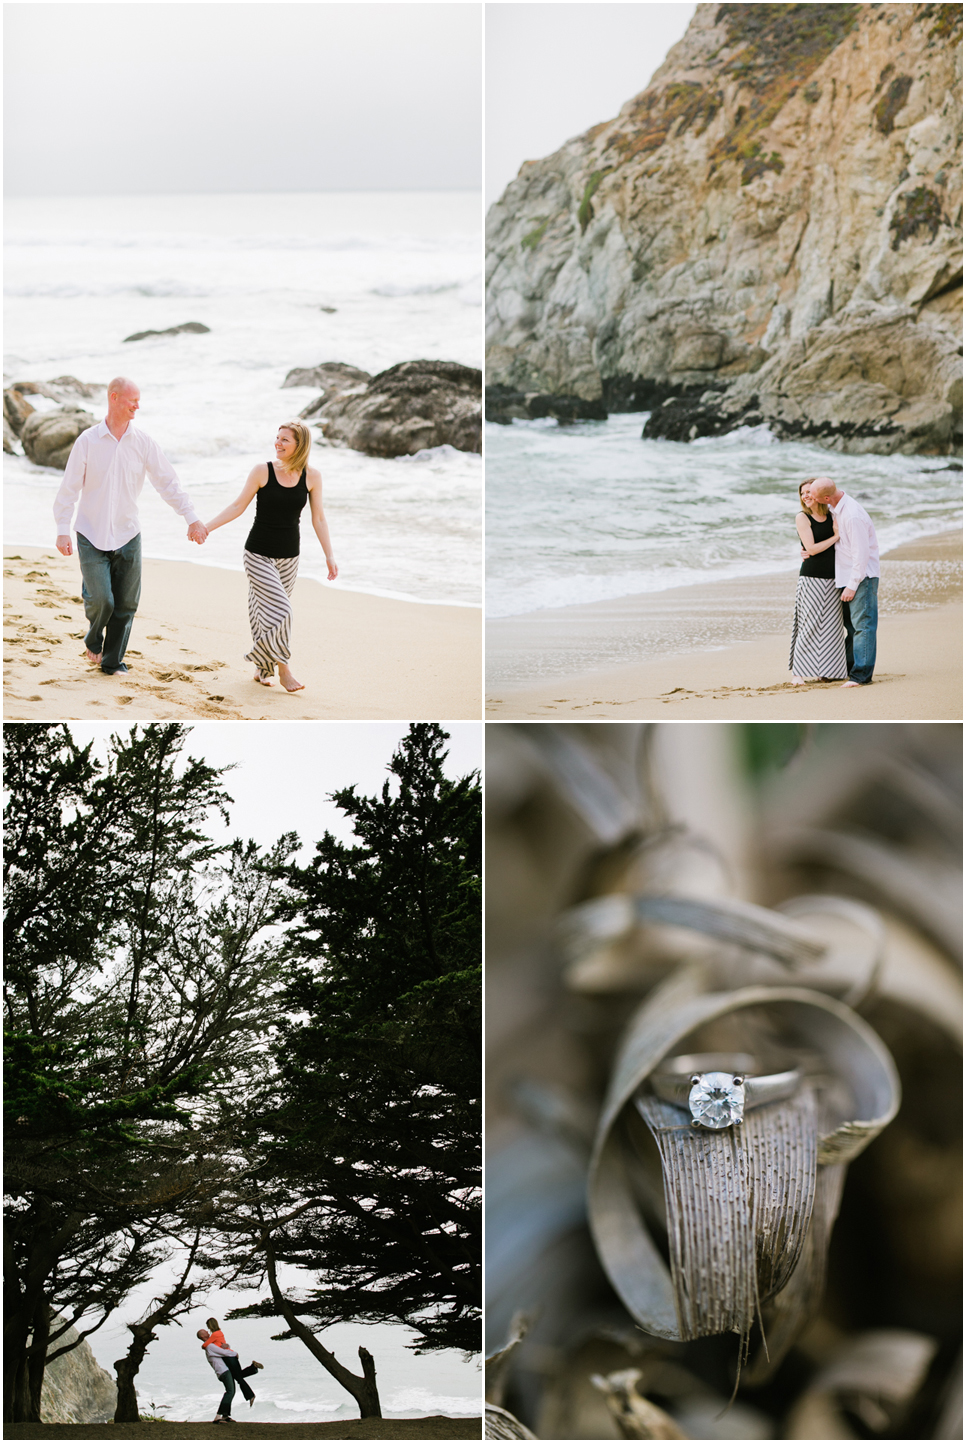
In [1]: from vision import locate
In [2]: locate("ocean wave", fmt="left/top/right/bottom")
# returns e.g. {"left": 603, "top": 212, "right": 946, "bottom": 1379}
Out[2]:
{"left": 396, "top": 444, "right": 481, "bottom": 466}
{"left": 5, "top": 232, "right": 480, "bottom": 255}
{"left": 385, "top": 1387, "right": 482, "bottom": 1416}
{"left": 371, "top": 281, "right": 462, "bottom": 297}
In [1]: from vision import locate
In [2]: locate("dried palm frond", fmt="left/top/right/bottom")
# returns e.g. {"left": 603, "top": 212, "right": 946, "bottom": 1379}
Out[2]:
{"left": 785, "top": 1328, "right": 938, "bottom": 1438}
{"left": 588, "top": 970, "right": 900, "bottom": 1352}
{"left": 486, "top": 1402, "right": 538, "bottom": 1439}
{"left": 590, "top": 1368, "right": 689, "bottom": 1439}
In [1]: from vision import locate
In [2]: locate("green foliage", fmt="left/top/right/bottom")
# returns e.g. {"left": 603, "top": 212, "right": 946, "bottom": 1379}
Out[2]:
{"left": 926, "top": 3, "right": 963, "bottom": 41}
{"left": 228, "top": 724, "right": 482, "bottom": 1356}
{"left": 890, "top": 186, "right": 945, "bottom": 250}
{"left": 520, "top": 217, "right": 550, "bottom": 251}
{"left": 711, "top": 3, "right": 861, "bottom": 172}
{"left": 873, "top": 74, "right": 913, "bottom": 135}
{"left": 605, "top": 84, "right": 723, "bottom": 165}
{"left": 3, "top": 723, "right": 292, "bottom": 1423}
{"left": 738, "top": 724, "right": 810, "bottom": 781}
{"left": 578, "top": 170, "right": 611, "bottom": 233}
{"left": 739, "top": 143, "right": 786, "bottom": 185}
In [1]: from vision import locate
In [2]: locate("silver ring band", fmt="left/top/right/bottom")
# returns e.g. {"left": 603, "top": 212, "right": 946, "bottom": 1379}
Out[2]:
{"left": 646, "top": 1052, "right": 802, "bottom": 1129}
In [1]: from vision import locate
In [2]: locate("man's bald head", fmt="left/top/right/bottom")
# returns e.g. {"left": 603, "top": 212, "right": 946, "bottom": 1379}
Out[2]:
{"left": 107, "top": 377, "right": 138, "bottom": 400}
{"left": 810, "top": 478, "right": 837, "bottom": 502}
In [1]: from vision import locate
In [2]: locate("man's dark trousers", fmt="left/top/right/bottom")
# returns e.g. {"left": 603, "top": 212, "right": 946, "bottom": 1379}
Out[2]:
{"left": 841, "top": 575, "right": 878, "bottom": 685}
{"left": 77, "top": 530, "right": 142, "bottom": 672}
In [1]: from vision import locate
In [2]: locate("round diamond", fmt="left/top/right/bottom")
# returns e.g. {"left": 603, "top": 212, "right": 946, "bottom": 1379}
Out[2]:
{"left": 689, "top": 1071, "right": 745, "bottom": 1129}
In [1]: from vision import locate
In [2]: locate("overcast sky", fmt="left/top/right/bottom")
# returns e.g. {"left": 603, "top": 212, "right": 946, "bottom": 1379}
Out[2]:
{"left": 4, "top": 3, "right": 482, "bottom": 195}
{"left": 66, "top": 721, "right": 482, "bottom": 860}
{"left": 486, "top": 2, "right": 697, "bottom": 207}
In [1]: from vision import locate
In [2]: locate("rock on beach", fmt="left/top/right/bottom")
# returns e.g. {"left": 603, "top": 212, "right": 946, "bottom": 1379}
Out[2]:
{"left": 123, "top": 322, "right": 211, "bottom": 343}
{"left": 315, "top": 360, "right": 482, "bottom": 457}
{"left": 20, "top": 406, "right": 95, "bottom": 469}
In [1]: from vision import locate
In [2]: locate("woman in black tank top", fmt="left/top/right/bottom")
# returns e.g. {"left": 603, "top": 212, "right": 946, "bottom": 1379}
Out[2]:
{"left": 205, "top": 421, "right": 338, "bottom": 691}
{"left": 788, "top": 479, "right": 847, "bottom": 684}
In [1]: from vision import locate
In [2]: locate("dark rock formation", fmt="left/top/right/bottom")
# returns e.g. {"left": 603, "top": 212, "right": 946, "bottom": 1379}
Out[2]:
{"left": 37, "top": 1320, "right": 118, "bottom": 1425}
{"left": 319, "top": 360, "right": 482, "bottom": 456}
{"left": 123, "top": 321, "right": 210, "bottom": 342}
{"left": 486, "top": 2, "right": 963, "bottom": 454}
{"left": 644, "top": 304, "right": 963, "bottom": 452}
{"left": 4, "top": 415, "right": 20, "bottom": 453}
{"left": 21, "top": 406, "right": 95, "bottom": 469}
{"left": 486, "top": 385, "right": 607, "bottom": 424}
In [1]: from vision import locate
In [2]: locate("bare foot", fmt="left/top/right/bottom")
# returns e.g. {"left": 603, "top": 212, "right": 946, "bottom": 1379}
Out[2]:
{"left": 791, "top": 675, "right": 807, "bottom": 686}
{"left": 85, "top": 648, "right": 102, "bottom": 665}
{"left": 840, "top": 679, "right": 861, "bottom": 688}
{"left": 278, "top": 665, "right": 304, "bottom": 692}
{"left": 253, "top": 671, "right": 275, "bottom": 687}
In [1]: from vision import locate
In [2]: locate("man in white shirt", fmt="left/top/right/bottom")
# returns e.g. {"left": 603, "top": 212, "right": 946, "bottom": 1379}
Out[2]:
{"left": 197, "top": 1331, "right": 262, "bottom": 1424}
{"left": 54, "top": 377, "right": 207, "bottom": 674}
{"left": 810, "top": 479, "right": 880, "bottom": 687}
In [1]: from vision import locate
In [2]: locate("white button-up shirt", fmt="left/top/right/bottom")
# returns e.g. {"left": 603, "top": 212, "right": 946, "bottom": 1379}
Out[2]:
{"left": 831, "top": 492, "right": 880, "bottom": 592}
{"left": 53, "top": 420, "right": 199, "bottom": 551}
{"left": 203, "top": 1344, "right": 237, "bottom": 1379}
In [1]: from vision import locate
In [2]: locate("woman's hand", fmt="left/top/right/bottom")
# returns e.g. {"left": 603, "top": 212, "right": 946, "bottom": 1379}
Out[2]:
{"left": 326, "top": 558, "right": 338, "bottom": 581}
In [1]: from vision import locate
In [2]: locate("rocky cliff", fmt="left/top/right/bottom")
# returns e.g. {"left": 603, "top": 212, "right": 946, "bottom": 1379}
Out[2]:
{"left": 486, "top": 3, "right": 963, "bottom": 453}
{"left": 38, "top": 1320, "right": 118, "bottom": 1424}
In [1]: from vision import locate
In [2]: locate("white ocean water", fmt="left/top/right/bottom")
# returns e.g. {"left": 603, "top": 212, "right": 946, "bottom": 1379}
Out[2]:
{"left": 4, "top": 192, "right": 482, "bottom": 607}
{"left": 485, "top": 413, "right": 962, "bottom": 618}
{"left": 84, "top": 1277, "right": 481, "bottom": 1424}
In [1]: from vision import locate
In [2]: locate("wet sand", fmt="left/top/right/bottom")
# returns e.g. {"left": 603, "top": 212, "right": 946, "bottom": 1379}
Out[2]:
{"left": 3, "top": 548, "right": 482, "bottom": 721}
{"left": 486, "top": 530, "right": 962, "bottom": 720}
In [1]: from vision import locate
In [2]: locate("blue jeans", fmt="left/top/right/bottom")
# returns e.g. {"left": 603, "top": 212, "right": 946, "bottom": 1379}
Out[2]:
{"left": 216, "top": 1359, "right": 258, "bottom": 1416}
{"left": 841, "top": 576, "right": 878, "bottom": 684}
{"left": 77, "top": 531, "right": 142, "bottom": 671}
{"left": 216, "top": 1369, "right": 236, "bottom": 1418}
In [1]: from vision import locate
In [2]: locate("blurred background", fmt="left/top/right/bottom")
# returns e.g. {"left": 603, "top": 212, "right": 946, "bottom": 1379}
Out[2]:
{"left": 485, "top": 723, "right": 961, "bottom": 1441}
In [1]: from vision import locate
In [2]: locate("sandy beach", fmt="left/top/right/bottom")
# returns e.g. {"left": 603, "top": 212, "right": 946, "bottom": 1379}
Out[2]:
{"left": 5, "top": 1419, "right": 480, "bottom": 1441}
{"left": 3, "top": 548, "right": 481, "bottom": 721}
{"left": 486, "top": 530, "right": 962, "bottom": 720}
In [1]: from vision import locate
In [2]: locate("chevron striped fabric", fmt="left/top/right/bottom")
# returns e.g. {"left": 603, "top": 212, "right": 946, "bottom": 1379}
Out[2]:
{"left": 243, "top": 550, "right": 300, "bottom": 678}
{"left": 789, "top": 576, "right": 848, "bottom": 679}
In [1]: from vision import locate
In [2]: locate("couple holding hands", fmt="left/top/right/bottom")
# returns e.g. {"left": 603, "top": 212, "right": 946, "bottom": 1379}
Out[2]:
{"left": 53, "top": 377, "right": 337, "bottom": 692}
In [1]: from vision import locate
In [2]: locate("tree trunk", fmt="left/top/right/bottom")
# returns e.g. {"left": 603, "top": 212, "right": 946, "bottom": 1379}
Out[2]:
{"left": 264, "top": 1248, "right": 382, "bottom": 1418}
{"left": 26, "top": 1297, "right": 51, "bottom": 1422}
{"left": 358, "top": 1347, "right": 382, "bottom": 1418}
{"left": 114, "top": 1326, "right": 155, "bottom": 1425}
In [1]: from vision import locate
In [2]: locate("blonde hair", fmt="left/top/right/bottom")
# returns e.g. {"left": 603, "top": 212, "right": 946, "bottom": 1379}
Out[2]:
{"left": 799, "top": 477, "right": 824, "bottom": 516}
{"left": 278, "top": 421, "right": 312, "bottom": 475}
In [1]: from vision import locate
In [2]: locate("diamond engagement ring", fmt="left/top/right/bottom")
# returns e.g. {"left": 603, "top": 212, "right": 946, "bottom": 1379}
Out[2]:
{"left": 647, "top": 1052, "right": 803, "bottom": 1130}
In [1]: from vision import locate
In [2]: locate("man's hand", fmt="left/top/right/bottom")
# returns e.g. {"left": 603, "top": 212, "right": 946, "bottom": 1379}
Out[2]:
{"left": 800, "top": 547, "right": 808, "bottom": 560}
{"left": 56, "top": 535, "right": 73, "bottom": 557}
{"left": 841, "top": 588, "right": 856, "bottom": 602}
{"left": 187, "top": 521, "right": 208, "bottom": 545}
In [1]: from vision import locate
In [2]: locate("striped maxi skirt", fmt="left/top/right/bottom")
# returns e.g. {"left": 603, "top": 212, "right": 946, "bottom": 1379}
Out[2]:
{"left": 789, "top": 576, "right": 848, "bottom": 679}
{"left": 243, "top": 550, "right": 299, "bottom": 677}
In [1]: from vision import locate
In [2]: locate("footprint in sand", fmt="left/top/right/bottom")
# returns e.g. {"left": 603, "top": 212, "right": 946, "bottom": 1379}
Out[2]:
{"left": 152, "top": 670, "right": 193, "bottom": 683}
{"left": 146, "top": 635, "right": 164, "bottom": 640}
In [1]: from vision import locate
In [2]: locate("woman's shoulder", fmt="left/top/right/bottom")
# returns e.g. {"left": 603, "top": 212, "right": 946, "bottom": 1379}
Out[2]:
{"left": 305, "top": 465, "right": 322, "bottom": 485}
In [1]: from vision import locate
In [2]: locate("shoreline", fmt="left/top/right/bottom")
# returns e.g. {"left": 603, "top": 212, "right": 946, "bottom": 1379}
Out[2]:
{"left": 4, "top": 547, "right": 482, "bottom": 721}
{"left": 486, "top": 529, "right": 962, "bottom": 720}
